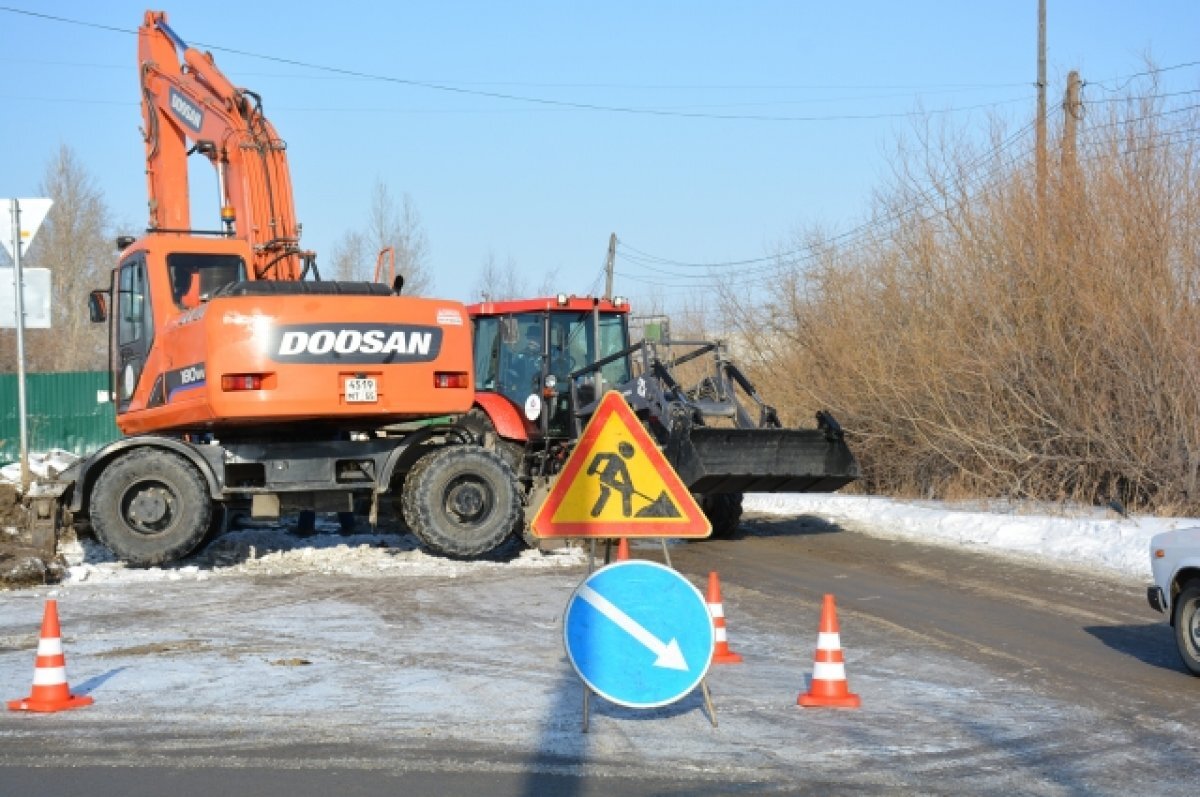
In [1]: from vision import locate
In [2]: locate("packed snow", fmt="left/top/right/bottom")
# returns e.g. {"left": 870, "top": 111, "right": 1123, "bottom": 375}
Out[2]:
{"left": 36, "top": 493, "right": 1200, "bottom": 586}
{"left": 3, "top": 448, "right": 1198, "bottom": 582}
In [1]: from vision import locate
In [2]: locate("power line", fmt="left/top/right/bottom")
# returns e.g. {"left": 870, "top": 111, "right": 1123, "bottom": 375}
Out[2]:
{"left": 0, "top": 8, "right": 1057, "bottom": 124}
{"left": 618, "top": 89, "right": 1200, "bottom": 292}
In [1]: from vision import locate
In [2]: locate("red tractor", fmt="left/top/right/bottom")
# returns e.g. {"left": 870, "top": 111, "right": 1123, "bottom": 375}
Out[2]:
{"left": 462, "top": 294, "right": 860, "bottom": 546}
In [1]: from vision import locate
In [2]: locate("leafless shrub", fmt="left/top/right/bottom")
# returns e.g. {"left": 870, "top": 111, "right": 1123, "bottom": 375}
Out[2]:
{"left": 728, "top": 78, "right": 1200, "bottom": 514}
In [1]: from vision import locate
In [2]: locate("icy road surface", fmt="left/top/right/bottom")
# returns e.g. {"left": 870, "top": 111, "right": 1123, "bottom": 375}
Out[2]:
{"left": 1, "top": 504, "right": 1197, "bottom": 794}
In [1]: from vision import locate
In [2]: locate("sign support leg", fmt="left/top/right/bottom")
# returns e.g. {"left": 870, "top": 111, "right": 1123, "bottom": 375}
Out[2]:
{"left": 8, "top": 200, "right": 31, "bottom": 494}
{"left": 659, "top": 538, "right": 672, "bottom": 568}
{"left": 699, "top": 678, "right": 718, "bottom": 727}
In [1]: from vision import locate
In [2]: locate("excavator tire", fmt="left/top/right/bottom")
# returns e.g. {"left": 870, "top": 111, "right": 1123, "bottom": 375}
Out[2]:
{"left": 699, "top": 492, "right": 744, "bottom": 539}
{"left": 402, "top": 444, "right": 521, "bottom": 558}
{"left": 90, "top": 448, "right": 212, "bottom": 567}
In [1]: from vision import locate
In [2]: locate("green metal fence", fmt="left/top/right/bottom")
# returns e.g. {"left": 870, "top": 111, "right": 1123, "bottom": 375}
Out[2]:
{"left": 0, "top": 371, "right": 119, "bottom": 464}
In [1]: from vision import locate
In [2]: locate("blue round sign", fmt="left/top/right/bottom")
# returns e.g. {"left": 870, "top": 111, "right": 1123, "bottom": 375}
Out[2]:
{"left": 563, "top": 560, "right": 714, "bottom": 709}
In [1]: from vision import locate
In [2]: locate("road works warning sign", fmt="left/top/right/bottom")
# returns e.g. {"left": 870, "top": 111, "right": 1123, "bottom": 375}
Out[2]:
{"left": 530, "top": 391, "right": 710, "bottom": 539}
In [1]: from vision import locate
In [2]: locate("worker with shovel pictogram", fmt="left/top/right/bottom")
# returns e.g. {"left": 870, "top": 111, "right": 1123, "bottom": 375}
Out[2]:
{"left": 586, "top": 441, "right": 681, "bottom": 519}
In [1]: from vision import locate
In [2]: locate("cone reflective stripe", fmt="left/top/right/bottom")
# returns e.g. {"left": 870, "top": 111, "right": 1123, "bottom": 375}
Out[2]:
{"left": 8, "top": 599, "right": 93, "bottom": 713}
{"left": 797, "top": 593, "right": 860, "bottom": 708}
{"left": 707, "top": 571, "right": 743, "bottom": 664}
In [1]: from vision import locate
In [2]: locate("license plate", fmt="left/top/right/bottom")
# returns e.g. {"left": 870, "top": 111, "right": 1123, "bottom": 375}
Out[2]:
{"left": 345, "top": 377, "right": 377, "bottom": 403}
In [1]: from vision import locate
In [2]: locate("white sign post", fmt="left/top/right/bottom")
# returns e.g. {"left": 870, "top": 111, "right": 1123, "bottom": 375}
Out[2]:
{"left": 1, "top": 198, "right": 54, "bottom": 493}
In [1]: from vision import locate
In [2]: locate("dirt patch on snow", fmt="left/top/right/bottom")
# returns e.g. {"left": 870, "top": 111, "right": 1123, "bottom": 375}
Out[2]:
{"left": 0, "top": 483, "right": 24, "bottom": 529}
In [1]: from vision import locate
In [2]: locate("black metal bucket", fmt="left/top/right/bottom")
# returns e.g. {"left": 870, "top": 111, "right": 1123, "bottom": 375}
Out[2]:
{"left": 666, "top": 427, "right": 860, "bottom": 494}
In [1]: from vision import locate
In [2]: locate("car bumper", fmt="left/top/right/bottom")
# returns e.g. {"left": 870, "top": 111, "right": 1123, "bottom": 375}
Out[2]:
{"left": 1147, "top": 585, "right": 1167, "bottom": 614}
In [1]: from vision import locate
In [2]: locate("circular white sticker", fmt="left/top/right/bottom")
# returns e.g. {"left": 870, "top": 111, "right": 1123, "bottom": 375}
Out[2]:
{"left": 524, "top": 393, "right": 542, "bottom": 421}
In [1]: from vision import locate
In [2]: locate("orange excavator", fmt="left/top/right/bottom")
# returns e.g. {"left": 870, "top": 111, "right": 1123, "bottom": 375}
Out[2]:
{"left": 57, "top": 11, "right": 520, "bottom": 565}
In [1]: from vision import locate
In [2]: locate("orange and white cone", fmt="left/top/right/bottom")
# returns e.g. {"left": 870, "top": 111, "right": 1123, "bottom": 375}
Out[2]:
{"left": 8, "top": 599, "right": 94, "bottom": 713}
{"left": 797, "top": 593, "right": 860, "bottom": 708}
{"left": 615, "top": 538, "right": 631, "bottom": 561}
{"left": 707, "top": 571, "right": 743, "bottom": 664}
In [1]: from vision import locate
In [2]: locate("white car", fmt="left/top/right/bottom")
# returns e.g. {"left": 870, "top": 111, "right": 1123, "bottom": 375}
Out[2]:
{"left": 1147, "top": 526, "right": 1200, "bottom": 676}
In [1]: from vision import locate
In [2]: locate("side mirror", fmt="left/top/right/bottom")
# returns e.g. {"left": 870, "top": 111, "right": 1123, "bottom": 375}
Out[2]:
{"left": 87, "top": 289, "right": 109, "bottom": 323}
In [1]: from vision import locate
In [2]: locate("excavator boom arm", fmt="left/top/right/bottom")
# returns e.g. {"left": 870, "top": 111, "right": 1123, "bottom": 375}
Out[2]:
{"left": 138, "top": 10, "right": 303, "bottom": 280}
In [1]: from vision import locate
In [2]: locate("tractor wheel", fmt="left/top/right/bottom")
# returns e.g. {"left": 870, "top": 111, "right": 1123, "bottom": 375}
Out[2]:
{"left": 456, "top": 408, "right": 526, "bottom": 474}
{"left": 90, "top": 448, "right": 212, "bottom": 567}
{"left": 402, "top": 445, "right": 521, "bottom": 558}
{"left": 700, "top": 493, "right": 744, "bottom": 539}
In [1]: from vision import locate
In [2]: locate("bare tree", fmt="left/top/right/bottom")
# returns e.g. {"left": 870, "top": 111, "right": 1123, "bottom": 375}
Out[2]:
{"left": 326, "top": 181, "right": 431, "bottom": 293}
{"left": 0, "top": 145, "right": 111, "bottom": 373}
{"left": 471, "top": 250, "right": 526, "bottom": 302}
{"left": 384, "top": 188, "right": 431, "bottom": 295}
{"left": 328, "top": 230, "right": 368, "bottom": 282}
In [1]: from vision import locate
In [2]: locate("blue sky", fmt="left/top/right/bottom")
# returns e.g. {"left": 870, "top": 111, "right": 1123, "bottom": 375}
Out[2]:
{"left": 2, "top": 2, "right": 1197, "bottom": 308}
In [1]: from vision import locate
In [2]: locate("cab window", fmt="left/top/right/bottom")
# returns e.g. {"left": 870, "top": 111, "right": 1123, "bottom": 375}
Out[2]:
{"left": 168, "top": 253, "right": 247, "bottom": 309}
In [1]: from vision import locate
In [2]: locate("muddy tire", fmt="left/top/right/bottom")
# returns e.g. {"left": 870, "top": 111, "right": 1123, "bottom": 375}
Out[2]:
{"left": 402, "top": 445, "right": 521, "bottom": 558}
{"left": 700, "top": 492, "right": 744, "bottom": 539}
{"left": 1174, "top": 581, "right": 1200, "bottom": 676}
{"left": 90, "top": 448, "right": 212, "bottom": 567}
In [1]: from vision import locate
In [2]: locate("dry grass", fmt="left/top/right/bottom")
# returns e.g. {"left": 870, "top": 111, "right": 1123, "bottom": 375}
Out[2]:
{"left": 721, "top": 82, "right": 1200, "bottom": 514}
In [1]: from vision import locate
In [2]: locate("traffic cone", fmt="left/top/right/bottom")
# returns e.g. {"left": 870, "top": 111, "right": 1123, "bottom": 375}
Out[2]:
{"left": 7, "top": 599, "right": 94, "bottom": 713}
{"left": 797, "top": 593, "right": 860, "bottom": 708}
{"left": 615, "top": 538, "right": 631, "bottom": 561}
{"left": 707, "top": 571, "right": 743, "bottom": 664}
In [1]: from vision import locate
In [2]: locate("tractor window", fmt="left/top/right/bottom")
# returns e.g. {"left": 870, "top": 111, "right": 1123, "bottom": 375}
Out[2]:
{"left": 473, "top": 316, "right": 500, "bottom": 390}
{"left": 168, "top": 253, "right": 246, "bottom": 309}
{"left": 547, "top": 311, "right": 631, "bottom": 386}
{"left": 496, "top": 313, "right": 545, "bottom": 402}
{"left": 596, "top": 313, "right": 631, "bottom": 386}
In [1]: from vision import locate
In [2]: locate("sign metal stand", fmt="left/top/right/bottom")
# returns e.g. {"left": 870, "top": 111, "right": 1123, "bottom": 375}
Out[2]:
{"left": 576, "top": 545, "right": 718, "bottom": 732}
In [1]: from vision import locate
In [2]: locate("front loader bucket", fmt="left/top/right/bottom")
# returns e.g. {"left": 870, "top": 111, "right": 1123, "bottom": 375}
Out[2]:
{"left": 666, "top": 427, "right": 860, "bottom": 494}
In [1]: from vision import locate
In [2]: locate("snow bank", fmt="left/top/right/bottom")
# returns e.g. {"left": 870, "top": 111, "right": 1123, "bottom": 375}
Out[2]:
{"left": 746, "top": 493, "right": 1200, "bottom": 580}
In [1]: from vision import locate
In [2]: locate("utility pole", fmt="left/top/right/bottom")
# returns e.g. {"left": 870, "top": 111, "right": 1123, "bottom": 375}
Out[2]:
{"left": 1061, "top": 70, "right": 1082, "bottom": 184}
{"left": 1036, "top": 0, "right": 1047, "bottom": 210}
{"left": 604, "top": 232, "right": 617, "bottom": 300}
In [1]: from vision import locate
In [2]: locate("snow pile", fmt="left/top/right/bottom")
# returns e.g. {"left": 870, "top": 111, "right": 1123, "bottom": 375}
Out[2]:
{"left": 745, "top": 493, "right": 1200, "bottom": 580}
{"left": 0, "top": 448, "right": 78, "bottom": 492}
{"left": 60, "top": 520, "right": 588, "bottom": 585}
{"left": 7, "top": 441, "right": 1199, "bottom": 584}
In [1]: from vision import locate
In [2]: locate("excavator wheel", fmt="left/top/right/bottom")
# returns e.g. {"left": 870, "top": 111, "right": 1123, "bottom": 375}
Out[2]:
{"left": 699, "top": 492, "right": 744, "bottom": 539}
{"left": 89, "top": 448, "right": 212, "bottom": 567}
{"left": 402, "top": 445, "right": 521, "bottom": 558}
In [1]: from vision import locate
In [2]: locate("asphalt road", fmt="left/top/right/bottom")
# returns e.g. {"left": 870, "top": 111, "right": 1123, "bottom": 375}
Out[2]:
{"left": 1, "top": 513, "right": 1196, "bottom": 796}
{"left": 673, "top": 513, "right": 1189, "bottom": 715}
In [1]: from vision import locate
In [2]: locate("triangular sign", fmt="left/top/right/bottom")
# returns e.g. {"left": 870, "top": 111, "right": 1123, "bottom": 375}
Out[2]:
{"left": 0, "top": 198, "right": 54, "bottom": 261}
{"left": 530, "top": 391, "right": 711, "bottom": 539}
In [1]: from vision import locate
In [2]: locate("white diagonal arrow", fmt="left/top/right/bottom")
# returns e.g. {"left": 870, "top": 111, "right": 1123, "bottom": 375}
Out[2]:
{"left": 577, "top": 584, "right": 688, "bottom": 671}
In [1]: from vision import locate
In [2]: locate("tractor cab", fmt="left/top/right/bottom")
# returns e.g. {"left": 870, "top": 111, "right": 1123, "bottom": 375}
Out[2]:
{"left": 469, "top": 296, "right": 633, "bottom": 440}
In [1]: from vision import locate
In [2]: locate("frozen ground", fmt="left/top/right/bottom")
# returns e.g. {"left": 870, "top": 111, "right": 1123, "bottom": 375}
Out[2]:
{"left": 31, "top": 491, "right": 1200, "bottom": 588}
{"left": 3, "top": 467, "right": 1198, "bottom": 793}
{"left": 6, "top": 449, "right": 1196, "bottom": 584}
